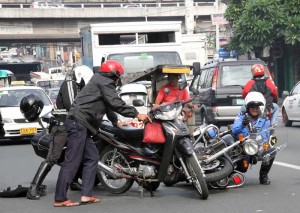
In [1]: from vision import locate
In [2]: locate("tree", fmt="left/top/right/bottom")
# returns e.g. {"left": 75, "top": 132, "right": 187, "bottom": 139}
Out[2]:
{"left": 224, "top": 0, "right": 300, "bottom": 54}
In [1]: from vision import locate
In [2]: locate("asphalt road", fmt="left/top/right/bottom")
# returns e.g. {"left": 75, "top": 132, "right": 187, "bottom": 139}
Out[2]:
{"left": 0, "top": 118, "right": 299, "bottom": 213}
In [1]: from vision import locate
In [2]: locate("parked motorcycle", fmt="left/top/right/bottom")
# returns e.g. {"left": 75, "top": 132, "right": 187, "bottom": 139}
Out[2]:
{"left": 96, "top": 89, "right": 209, "bottom": 199}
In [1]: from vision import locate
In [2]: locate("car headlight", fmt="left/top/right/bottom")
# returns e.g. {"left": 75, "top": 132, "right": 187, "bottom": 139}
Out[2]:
{"left": 2, "top": 118, "right": 13, "bottom": 123}
{"left": 243, "top": 139, "right": 259, "bottom": 155}
{"left": 154, "top": 106, "right": 182, "bottom": 121}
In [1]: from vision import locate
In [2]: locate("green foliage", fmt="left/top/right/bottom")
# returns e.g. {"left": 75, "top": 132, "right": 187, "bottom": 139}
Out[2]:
{"left": 226, "top": 0, "right": 300, "bottom": 53}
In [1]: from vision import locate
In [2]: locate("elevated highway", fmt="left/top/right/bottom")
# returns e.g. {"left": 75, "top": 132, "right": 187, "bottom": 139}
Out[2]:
{"left": 0, "top": 2, "right": 226, "bottom": 42}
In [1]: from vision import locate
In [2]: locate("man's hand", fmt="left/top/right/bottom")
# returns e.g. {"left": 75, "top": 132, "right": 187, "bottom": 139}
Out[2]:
{"left": 242, "top": 116, "right": 250, "bottom": 126}
{"left": 137, "top": 113, "right": 152, "bottom": 123}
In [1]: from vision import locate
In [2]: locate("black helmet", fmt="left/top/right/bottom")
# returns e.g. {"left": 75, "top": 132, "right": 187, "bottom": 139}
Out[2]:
{"left": 20, "top": 94, "right": 44, "bottom": 122}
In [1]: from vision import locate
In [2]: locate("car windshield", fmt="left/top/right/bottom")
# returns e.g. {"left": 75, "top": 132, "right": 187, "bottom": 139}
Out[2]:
{"left": 0, "top": 89, "right": 52, "bottom": 107}
{"left": 120, "top": 93, "right": 147, "bottom": 105}
{"left": 220, "top": 65, "right": 269, "bottom": 87}
{"left": 107, "top": 52, "right": 182, "bottom": 74}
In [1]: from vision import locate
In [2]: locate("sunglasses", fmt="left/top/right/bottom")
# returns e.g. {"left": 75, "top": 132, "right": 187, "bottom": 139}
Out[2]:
{"left": 248, "top": 105, "right": 259, "bottom": 109}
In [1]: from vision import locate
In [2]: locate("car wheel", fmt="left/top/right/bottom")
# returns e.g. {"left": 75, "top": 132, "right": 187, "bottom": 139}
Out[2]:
{"left": 282, "top": 108, "right": 292, "bottom": 127}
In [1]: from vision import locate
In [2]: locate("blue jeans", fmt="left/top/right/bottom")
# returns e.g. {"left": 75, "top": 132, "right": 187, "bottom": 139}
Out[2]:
{"left": 240, "top": 103, "right": 279, "bottom": 126}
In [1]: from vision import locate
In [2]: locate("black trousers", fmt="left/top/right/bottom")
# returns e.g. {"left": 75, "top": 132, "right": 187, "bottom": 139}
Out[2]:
{"left": 54, "top": 119, "right": 99, "bottom": 202}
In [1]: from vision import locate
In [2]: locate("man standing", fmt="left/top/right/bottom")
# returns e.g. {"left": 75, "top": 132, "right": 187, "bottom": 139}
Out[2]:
{"left": 26, "top": 65, "right": 94, "bottom": 200}
{"left": 54, "top": 60, "right": 151, "bottom": 207}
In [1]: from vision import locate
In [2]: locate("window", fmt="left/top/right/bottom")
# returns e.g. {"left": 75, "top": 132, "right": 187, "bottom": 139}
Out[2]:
{"left": 98, "top": 32, "right": 175, "bottom": 46}
{"left": 198, "top": 69, "right": 209, "bottom": 89}
{"left": 291, "top": 82, "right": 300, "bottom": 95}
{"left": 220, "top": 65, "right": 253, "bottom": 87}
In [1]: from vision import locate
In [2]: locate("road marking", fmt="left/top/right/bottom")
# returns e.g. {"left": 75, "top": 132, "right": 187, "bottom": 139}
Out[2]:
{"left": 274, "top": 161, "right": 300, "bottom": 171}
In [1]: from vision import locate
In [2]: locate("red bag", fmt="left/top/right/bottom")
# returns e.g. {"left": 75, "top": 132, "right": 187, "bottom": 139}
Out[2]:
{"left": 143, "top": 122, "right": 166, "bottom": 144}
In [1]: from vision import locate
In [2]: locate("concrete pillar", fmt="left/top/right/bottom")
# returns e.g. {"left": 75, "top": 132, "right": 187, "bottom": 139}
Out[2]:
{"left": 185, "top": 0, "right": 194, "bottom": 34}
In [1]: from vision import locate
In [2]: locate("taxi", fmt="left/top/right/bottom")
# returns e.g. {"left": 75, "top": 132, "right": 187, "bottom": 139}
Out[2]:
{"left": 0, "top": 86, "right": 53, "bottom": 139}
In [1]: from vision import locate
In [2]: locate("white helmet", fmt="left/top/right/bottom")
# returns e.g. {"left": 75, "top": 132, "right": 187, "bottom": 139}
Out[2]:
{"left": 74, "top": 65, "right": 94, "bottom": 85}
{"left": 245, "top": 91, "right": 266, "bottom": 114}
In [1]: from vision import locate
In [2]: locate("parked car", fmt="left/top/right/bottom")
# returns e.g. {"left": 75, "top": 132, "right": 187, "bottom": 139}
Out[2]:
{"left": 45, "top": 87, "right": 60, "bottom": 105}
{"left": 0, "top": 86, "right": 53, "bottom": 139}
{"left": 281, "top": 81, "right": 300, "bottom": 127}
{"left": 30, "top": 1, "right": 64, "bottom": 8}
{"left": 190, "top": 59, "right": 276, "bottom": 127}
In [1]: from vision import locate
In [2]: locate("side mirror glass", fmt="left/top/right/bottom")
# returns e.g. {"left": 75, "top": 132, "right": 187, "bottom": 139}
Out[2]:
{"left": 179, "top": 80, "right": 188, "bottom": 90}
{"left": 192, "top": 62, "right": 201, "bottom": 76}
{"left": 132, "top": 99, "right": 144, "bottom": 107}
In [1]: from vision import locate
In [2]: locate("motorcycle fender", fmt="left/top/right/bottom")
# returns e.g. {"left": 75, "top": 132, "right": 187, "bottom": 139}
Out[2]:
{"left": 223, "top": 153, "right": 234, "bottom": 166}
{"left": 176, "top": 137, "right": 194, "bottom": 155}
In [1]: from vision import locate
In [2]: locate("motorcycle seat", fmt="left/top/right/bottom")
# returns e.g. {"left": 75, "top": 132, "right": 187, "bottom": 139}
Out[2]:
{"left": 115, "top": 126, "right": 144, "bottom": 140}
{"left": 100, "top": 120, "right": 116, "bottom": 135}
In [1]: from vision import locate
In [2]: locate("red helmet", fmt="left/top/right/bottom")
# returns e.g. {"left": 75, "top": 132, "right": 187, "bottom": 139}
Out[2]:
{"left": 100, "top": 60, "right": 124, "bottom": 76}
{"left": 251, "top": 64, "right": 265, "bottom": 77}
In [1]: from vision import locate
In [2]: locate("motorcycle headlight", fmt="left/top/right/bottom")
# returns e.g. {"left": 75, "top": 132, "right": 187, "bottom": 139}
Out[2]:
{"left": 154, "top": 106, "right": 182, "bottom": 121}
{"left": 243, "top": 139, "right": 259, "bottom": 155}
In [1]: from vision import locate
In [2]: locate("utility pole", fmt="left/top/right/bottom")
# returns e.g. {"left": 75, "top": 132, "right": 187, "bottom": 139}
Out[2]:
{"left": 185, "top": 0, "right": 194, "bottom": 34}
{"left": 215, "top": 0, "right": 220, "bottom": 52}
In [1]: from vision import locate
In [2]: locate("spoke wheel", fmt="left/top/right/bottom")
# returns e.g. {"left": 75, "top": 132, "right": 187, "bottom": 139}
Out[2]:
{"left": 97, "top": 146, "right": 134, "bottom": 194}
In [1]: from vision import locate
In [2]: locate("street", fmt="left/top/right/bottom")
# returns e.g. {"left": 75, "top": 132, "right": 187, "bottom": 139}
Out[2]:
{"left": 0, "top": 118, "right": 300, "bottom": 213}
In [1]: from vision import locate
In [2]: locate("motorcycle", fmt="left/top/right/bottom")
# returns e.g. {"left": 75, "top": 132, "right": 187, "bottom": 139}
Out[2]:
{"left": 96, "top": 88, "right": 209, "bottom": 199}
{"left": 197, "top": 123, "right": 286, "bottom": 189}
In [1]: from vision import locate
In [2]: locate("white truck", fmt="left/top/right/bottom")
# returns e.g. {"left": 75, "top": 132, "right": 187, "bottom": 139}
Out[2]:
{"left": 80, "top": 21, "right": 185, "bottom": 75}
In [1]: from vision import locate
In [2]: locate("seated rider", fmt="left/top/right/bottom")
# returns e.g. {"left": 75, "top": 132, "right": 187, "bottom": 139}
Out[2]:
{"left": 232, "top": 91, "right": 274, "bottom": 185}
{"left": 154, "top": 73, "right": 190, "bottom": 105}
{"left": 242, "top": 64, "right": 279, "bottom": 126}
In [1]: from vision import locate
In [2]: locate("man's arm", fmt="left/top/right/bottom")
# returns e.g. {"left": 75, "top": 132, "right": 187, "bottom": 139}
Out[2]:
{"left": 99, "top": 79, "right": 139, "bottom": 118}
{"left": 242, "top": 80, "right": 255, "bottom": 99}
{"left": 154, "top": 87, "right": 165, "bottom": 105}
{"left": 266, "top": 79, "right": 278, "bottom": 102}
{"left": 106, "top": 108, "right": 118, "bottom": 126}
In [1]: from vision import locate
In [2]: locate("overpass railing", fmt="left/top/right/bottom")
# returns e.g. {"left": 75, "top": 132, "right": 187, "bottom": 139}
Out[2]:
{"left": 0, "top": 2, "right": 215, "bottom": 9}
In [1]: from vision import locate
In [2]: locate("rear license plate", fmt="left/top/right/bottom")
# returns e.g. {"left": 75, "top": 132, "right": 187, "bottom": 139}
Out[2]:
{"left": 20, "top": 128, "right": 37, "bottom": 135}
{"left": 235, "top": 99, "right": 245, "bottom": 106}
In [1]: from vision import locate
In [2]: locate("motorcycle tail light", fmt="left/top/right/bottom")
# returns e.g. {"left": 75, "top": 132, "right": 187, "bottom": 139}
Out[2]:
{"left": 243, "top": 160, "right": 249, "bottom": 168}
{"left": 187, "top": 113, "right": 193, "bottom": 118}
{"left": 263, "top": 142, "right": 269, "bottom": 150}
{"left": 233, "top": 175, "right": 242, "bottom": 185}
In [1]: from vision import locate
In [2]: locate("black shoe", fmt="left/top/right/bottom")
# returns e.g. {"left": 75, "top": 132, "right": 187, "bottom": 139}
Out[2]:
{"left": 259, "top": 174, "right": 270, "bottom": 185}
{"left": 70, "top": 181, "right": 81, "bottom": 191}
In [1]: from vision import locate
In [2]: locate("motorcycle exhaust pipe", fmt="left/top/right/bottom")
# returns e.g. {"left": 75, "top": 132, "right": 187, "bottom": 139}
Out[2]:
{"left": 97, "top": 161, "right": 132, "bottom": 179}
{"left": 204, "top": 141, "right": 240, "bottom": 164}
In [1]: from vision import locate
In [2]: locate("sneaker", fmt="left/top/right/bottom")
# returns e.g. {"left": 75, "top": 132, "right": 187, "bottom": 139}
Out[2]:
{"left": 259, "top": 174, "right": 270, "bottom": 185}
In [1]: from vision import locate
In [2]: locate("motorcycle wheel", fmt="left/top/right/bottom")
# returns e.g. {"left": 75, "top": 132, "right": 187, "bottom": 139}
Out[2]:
{"left": 142, "top": 181, "right": 160, "bottom": 191}
{"left": 186, "top": 154, "right": 209, "bottom": 200}
{"left": 97, "top": 146, "right": 134, "bottom": 194}
{"left": 202, "top": 156, "right": 234, "bottom": 183}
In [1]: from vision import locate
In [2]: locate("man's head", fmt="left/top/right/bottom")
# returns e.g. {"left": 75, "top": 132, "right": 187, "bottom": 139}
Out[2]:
{"left": 245, "top": 91, "right": 266, "bottom": 117}
{"left": 251, "top": 64, "right": 265, "bottom": 78}
{"left": 71, "top": 65, "right": 94, "bottom": 89}
{"left": 100, "top": 60, "right": 124, "bottom": 86}
{"left": 167, "top": 74, "right": 180, "bottom": 87}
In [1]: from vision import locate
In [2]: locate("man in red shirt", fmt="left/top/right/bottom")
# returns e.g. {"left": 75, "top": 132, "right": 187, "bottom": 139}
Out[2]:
{"left": 154, "top": 74, "right": 190, "bottom": 105}
{"left": 242, "top": 64, "right": 279, "bottom": 126}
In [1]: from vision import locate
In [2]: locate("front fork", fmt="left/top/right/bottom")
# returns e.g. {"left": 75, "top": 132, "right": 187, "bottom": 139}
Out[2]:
{"left": 175, "top": 149, "right": 205, "bottom": 183}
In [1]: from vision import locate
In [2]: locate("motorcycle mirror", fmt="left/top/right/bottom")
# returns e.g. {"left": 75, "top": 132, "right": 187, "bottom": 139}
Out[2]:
{"left": 132, "top": 99, "right": 144, "bottom": 107}
{"left": 179, "top": 80, "right": 188, "bottom": 90}
{"left": 164, "top": 88, "right": 170, "bottom": 94}
{"left": 192, "top": 62, "right": 201, "bottom": 76}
